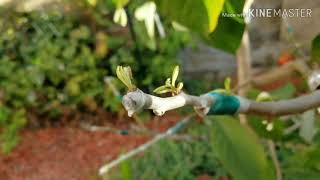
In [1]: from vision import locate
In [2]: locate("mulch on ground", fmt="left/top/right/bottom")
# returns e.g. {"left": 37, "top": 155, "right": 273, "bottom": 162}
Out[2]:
{"left": 0, "top": 112, "right": 183, "bottom": 180}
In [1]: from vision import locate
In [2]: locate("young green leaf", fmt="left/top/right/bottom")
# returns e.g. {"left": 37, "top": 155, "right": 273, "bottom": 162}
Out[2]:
{"left": 171, "top": 66, "right": 179, "bottom": 86}
{"left": 116, "top": 66, "right": 129, "bottom": 88}
{"left": 224, "top": 77, "right": 231, "bottom": 92}
{"left": 116, "top": 66, "right": 136, "bottom": 91}
{"left": 112, "top": 0, "right": 130, "bottom": 8}
{"left": 256, "top": 92, "right": 273, "bottom": 102}
{"left": 176, "top": 82, "right": 183, "bottom": 93}
{"left": 153, "top": 85, "right": 171, "bottom": 94}
{"left": 154, "top": 88, "right": 172, "bottom": 94}
{"left": 165, "top": 78, "right": 171, "bottom": 87}
{"left": 311, "top": 34, "right": 320, "bottom": 63}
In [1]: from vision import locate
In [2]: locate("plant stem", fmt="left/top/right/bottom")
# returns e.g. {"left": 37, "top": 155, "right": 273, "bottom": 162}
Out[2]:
{"left": 267, "top": 140, "right": 282, "bottom": 180}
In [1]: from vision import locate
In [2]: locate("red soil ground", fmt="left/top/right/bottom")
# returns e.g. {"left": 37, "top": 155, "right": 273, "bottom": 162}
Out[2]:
{"left": 0, "top": 112, "right": 183, "bottom": 180}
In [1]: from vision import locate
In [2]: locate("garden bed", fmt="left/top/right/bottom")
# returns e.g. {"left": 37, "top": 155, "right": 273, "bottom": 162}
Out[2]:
{"left": 0, "top": 112, "right": 182, "bottom": 180}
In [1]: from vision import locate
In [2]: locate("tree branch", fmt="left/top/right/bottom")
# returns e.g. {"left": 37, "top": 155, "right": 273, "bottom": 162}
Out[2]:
{"left": 267, "top": 140, "right": 282, "bottom": 180}
{"left": 232, "top": 58, "right": 310, "bottom": 92}
{"left": 122, "top": 89, "right": 213, "bottom": 117}
{"left": 122, "top": 89, "right": 320, "bottom": 118}
{"left": 246, "top": 91, "right": 320, "bottom": 116}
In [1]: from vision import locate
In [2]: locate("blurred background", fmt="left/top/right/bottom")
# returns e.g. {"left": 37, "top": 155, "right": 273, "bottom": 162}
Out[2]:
{"left": 0, "top": 0, "right": 320, "bottom": 179}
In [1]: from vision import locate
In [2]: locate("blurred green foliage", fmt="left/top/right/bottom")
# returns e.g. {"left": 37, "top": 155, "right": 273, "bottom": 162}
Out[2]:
{"left": 279, "top": 144, "right": 320, "bottom": 180}
{"left": 0, "top": 0, "right": 191, "bottom": 153}
{"left": 111, "top": 122, "right": 228, "bottom": 180}
{"left": 211, "top": 116, "right": 276, "bottom": 180}
{"left": 311, "top": 34, "right": 320, "bottom": 64}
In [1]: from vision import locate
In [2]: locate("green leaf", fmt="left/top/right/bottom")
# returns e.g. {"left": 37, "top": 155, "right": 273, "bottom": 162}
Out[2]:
{"left": 155, "top": 0, "right": 224, "bottom": 34}
{"left": 155, "top": 0, "right": 244, "bottom": 53}
{"left": 171, "top": 66, "right": 179, "bottom": 86}
{"left": 134, "top": 2, "right": 157, "bottom": 38}
{"left": 284, "top": 169, "right": 320, "bottom": 180}
{"left": 270, "top": 83, "right": 296, "bottom": 100}
{"left": 116, "top": 66, "right": 136, "bottom": 91}
{"left": 210, "top": 116, "right": 275, "bottom": 180}
{"left": 206, "top": 0, "right": 245, "bottom": 54}
{"left": 153, "top": 85, "right": 171, "bottom": 94}
{"left": 256, "top": 92, "right": 273, "bottom": 102}
{"left": 0, "top": 106, "right": 11, "bottom": 125}
{"left": 224, "top": 0, "right": 245, "bottom": 24}
{"left": 207, "top": 15, "right": 245, "bottom": 54}
{"left": 203, "top": 0, "right": 225, "bottom": 32}
{"left": 155, "top": 88, "right": 172, "bottom": 94}
{"left": 87, "top": 0, "right": 97, "bottom": 6}
{"left": 120, "top": 160, "right": 132, "bottom": 180}
{"left": 224, "top": 77, "right": 231, "bottom": 92}
{"left": 176, "top": 82, "right": 183, "bottom": 93}
{"left": 212, "top": 88, "right": 229, "bottom": 95}
{"left": 113, "top": 8, "right": 128, "bottom": 27}
{"left": 311, "top": 34, "right": 320, "bottom": 63}
{"left": 282, "top": 146, "right": 320, "bottom": 180}
{"left": 165, "top": 78, "right": 171, "bottom": 87}
{"left": 247, "top": 116, "right": 284, "bottom": 141}
{"left": 112, "top": 0, "right": 129, "bottom": 8}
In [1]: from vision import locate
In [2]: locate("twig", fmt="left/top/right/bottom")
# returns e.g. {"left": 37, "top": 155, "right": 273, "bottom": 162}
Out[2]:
{"left": 231, "top": 58, "right": 310, "bottom": 93}
{"left": 283, "top": 122, "right": 301, "bottom": 135}
{"left": 169, "top": 134, "right": 208, "bottom": 142}
{"left": 267, "top": 140, "right": 282, "bottom": 180}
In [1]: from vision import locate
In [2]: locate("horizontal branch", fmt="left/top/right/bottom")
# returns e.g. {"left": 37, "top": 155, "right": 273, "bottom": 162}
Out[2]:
{"left": 122, "top": 89, "right": 320, "bottom": 118}
{"left": 246, "top": 91, "right": 320, "bottom": 116}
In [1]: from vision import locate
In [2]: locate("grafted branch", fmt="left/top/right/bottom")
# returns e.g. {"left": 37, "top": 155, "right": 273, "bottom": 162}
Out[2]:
{"left": 122, "top": 89, "right": 320, "bottom": 118}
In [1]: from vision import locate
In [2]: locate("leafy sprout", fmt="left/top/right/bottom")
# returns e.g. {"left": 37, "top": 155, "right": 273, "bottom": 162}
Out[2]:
{"left": 153, "top": 65, "right": 183, "bottom": 96}
{"left": 212, "top": 77, "right": 232, "bottom": 95}
{"left": 116, "top": 66, "right": 136, "bottom": 92}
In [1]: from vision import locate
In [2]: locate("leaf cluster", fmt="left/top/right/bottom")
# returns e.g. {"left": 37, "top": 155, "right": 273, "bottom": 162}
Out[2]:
{"left": 153, "top": 66, "right": 183, "bottom": 96}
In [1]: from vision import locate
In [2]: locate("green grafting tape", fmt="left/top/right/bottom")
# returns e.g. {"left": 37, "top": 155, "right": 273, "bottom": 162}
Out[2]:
{"left": 207, "top": 93, "right": 240, "bottom": 115}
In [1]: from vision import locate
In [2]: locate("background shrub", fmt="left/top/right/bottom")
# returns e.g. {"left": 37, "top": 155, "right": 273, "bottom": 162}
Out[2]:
{"left": 0, "top": 0, "right": 192, "bottom": 153}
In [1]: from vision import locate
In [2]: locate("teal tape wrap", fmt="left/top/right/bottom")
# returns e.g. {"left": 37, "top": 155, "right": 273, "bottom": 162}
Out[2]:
{"left": 207, "top": 93, "right": 240, "bottom": 115}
